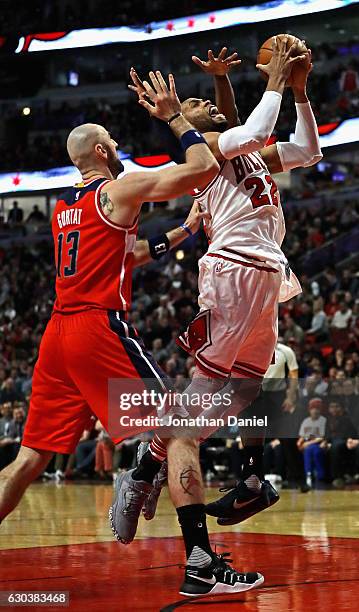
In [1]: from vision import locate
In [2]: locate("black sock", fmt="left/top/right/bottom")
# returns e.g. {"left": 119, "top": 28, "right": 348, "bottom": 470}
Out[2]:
{"left": 132, "top": 450, "right": 162, "bottom": 484}
{"left": 242, "top": 444, "right": 264, "bottom": 480}
{"left": 177, "top": 504, "right": 212, "bottom": 560}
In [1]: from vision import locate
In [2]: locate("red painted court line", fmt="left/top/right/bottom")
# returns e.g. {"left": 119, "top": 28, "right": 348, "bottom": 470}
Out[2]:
{"left": 1, "top": 533, "right": 358, "bottom": 612}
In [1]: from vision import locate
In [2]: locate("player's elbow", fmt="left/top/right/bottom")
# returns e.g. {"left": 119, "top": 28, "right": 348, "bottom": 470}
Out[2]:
{"left": 251, "top": 131, "right": 269, "bottom": 150}
{"left": 303, "top": 151, "right": 323, "bottom": 168}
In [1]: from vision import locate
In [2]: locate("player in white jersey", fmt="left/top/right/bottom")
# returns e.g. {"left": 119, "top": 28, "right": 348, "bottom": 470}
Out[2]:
{"left": 115, "top": 37, "right": 322, "bottom": 534}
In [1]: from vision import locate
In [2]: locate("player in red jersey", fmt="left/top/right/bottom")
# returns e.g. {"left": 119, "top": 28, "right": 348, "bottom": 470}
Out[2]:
{"left": 0, "top": 72, "right": 264, "bottom": 598}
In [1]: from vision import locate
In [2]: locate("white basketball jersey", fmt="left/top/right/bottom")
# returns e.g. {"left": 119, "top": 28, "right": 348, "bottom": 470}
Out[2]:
{"left": 194, "top": 151, "right": 301, "bottom": 302}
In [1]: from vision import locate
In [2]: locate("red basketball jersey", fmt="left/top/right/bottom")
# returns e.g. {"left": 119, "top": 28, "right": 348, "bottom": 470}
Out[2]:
{"left": 53, "top": 177, "right": 138, "bottom": 313}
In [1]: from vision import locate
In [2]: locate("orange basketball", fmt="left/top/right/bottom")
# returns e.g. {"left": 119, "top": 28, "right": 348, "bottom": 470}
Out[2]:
{"left": 257, "top": 34, "right": 308, "bottom": 87}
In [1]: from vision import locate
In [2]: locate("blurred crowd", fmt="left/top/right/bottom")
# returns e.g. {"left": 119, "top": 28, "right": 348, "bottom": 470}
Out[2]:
{"left": 0, "top": 57, "right": 358, "bottom": 172}
{"left": 0, "top": 204, "right": 358, "bottom": 486}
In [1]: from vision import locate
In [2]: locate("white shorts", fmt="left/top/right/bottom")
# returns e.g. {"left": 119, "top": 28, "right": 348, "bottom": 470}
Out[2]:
{"left": 177, "top": 254, "right": 281, "bottom": 380}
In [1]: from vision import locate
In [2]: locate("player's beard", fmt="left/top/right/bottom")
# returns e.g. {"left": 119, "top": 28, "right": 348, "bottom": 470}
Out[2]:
{"left": 107, "top": 147, "right": 124, "bottom": 178}
{"left": 187, "top": 114, "right": 228, "bottom": 134}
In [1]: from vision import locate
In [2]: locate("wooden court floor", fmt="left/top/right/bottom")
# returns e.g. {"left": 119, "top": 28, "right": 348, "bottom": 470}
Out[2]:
{"left": 1, "top": 482, "right": 359, "bottom": 611}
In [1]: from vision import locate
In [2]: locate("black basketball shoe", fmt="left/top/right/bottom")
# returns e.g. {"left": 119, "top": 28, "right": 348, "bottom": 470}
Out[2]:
{"left": 205, "top": 479, "right": 279, "bottom": 526}
{"left": 180, "top": 550, "right": 264, "bottom": 597}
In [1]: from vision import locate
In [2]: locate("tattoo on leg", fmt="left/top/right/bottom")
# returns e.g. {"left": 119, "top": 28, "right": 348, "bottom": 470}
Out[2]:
{"left": 179, "top": 465, "right": 201, "bottom": 495}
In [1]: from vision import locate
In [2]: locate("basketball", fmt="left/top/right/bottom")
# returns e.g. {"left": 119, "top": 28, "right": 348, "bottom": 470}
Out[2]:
{"left": 257, "top": 34, "right": 309, "bottom": 87}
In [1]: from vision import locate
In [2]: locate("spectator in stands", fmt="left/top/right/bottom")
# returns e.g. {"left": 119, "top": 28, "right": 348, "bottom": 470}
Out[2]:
{"left": 0, "top": 402, "right": 14, "bottom": 469}
{"left": 0, "top": 402, "right": 12, "bottom": 438}
{"left": 297, "top": 398, "right": 327, "bottom": 486}
{"left": 346, "top": 438, "right": 359, "bottom": 480}
{"left": 283, "top": 315, "right": 304, "bottom": 345}
{"left": 1, "top": 405, "right": 26, "bottom": 465}
{"left": 0, "top": 378, "right": 22, "bottom": 403}
{"left": 339, "top": 64, "right": 359, "bottom": 92}
{"left": 295, "top": 302, "right": 313, "bottom": 330}
{"left": 71, "top": 425, "right": 98, "bottom": 478}
{"left": 324, "top": 400, "right": 357, "bottom": 487}
{"left": 337, "top": 378, "right": 359, "bottom": 426}
{"left": 151, "top": 338, "right": 169, "bottom": 364}
{"left": 301, "top": 371, "right": 328, "bottom": 400}
{"left": 26, "top": 205, "right": 46, "bottom": 223}
{"left": 20, "top": 364, "right": 33, "bottom": 397}
{"left": 306, "top": 301, "right": 328, "bottom": 341}
{"left": 338, "top": 269, "right": 358, "bottom": 294}
{"left": 331, "top": 301, "right": 352, "bottom": 330}
{"left": 7, "top": 201, "right": 23, "bottom": 225}
{"left": 332, "top": 348, "right": 345, "bottom": 369}
{"left": 95, "top": 421, "right": 114, "bottom": 481}
{"left": 344, "top": 358, "right": 357, "bottom": 378}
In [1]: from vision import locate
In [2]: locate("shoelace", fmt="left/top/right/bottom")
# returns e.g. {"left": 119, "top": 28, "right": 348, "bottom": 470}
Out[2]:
{"left": 213, "top": 552, "right": 244, "bottom": 584}
{"left": 218, "top": 482, "right": 239, "bottom": 494}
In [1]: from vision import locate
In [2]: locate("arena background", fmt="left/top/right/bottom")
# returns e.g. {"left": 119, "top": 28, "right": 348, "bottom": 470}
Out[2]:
{"left": 0, "top": 1, "right": 358, "bottom": 611}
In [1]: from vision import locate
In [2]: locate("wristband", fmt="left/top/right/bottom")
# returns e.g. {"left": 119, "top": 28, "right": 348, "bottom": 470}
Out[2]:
{"left": 180, "top": 129, "right": 207, "bottom": 152}
{"left": 168, "top": 112, "right": 182, "bottom": 125}
{"left": 180, "top": 223, "right": 193, "bottom": 237}
{"left": 148, "top": 233, "right": 170, "bottom": 260}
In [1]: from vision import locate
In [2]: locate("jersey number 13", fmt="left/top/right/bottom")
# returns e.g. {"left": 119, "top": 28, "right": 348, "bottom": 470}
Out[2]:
{"left": 56, "top": 230, "right": 80, "bottom": 277}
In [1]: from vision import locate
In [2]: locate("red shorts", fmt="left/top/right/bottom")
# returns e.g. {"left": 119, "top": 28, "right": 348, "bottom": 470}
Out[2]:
{"left": 22, "top": 310, "right": 168, "bottom": 454}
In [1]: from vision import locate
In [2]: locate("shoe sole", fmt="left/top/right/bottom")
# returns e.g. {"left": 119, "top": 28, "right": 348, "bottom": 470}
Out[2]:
{"left": 180, "top": 574, "right": 264, "bottom": 597}
{"left": 108, "top": 505, "right": 132, "bottom": 545}
{"left": 216, "top": 492, "right": 280, "bottom": 526}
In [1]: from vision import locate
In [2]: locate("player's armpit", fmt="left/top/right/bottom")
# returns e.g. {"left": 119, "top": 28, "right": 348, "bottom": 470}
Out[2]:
{"left": 202, "top": 132, "right": 225, "bottom": 161}
{"left": 259, "top": 144, "right": 284, "bottom": 174}
{"left": 133, "top": 239, "right": 150, "bottom": 268}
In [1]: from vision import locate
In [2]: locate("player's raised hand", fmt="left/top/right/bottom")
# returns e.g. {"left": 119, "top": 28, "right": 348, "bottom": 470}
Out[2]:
{"left": 256, "top": 36, "right": 307, "bottom": 83}
{"left": 137, "top": 71, "right": 181, "bottom": 122}
{"left": 128, "top": 67, "right": 146, "bottom": 98}
{"left": 192, "top": 47, "right": 241, "bottom": 76}
{"left": 184, "top": 201, "right": 211, "bottom": 234}
{"left": 290, "top": 47, "right": 313, "bottom": 91}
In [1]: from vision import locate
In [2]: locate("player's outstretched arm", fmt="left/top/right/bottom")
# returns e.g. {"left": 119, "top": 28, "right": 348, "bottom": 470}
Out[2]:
{"left": 133, "top": 202, "right": 210, "bottom": 267}
{"left": 192, "top": 47, "right": 241, "bottom": 128}
{"left": 105, "top": 72, "right": 218, "bottom": 225}
{"left": 260, "top": 48, "right": 322, "bottom": 174}
{"left": 206, "top": 36, "right": 307, "bottom": 161}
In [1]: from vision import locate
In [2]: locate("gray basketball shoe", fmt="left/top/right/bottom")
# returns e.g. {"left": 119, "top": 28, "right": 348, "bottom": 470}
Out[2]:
{"left": 109, "top": 468, "right": 152, "bottom": 544}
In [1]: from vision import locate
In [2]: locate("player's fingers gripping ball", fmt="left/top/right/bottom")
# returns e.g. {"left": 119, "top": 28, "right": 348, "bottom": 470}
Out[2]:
{"left": 257, "top": 34, "right": 309, "bottom": 87}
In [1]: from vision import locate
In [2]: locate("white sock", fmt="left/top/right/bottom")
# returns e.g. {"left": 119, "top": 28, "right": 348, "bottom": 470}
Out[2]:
{"left": 244, "top": 474, "right": 262, "bottom": 494}
{"left": 187, "top": 546, "right": 212, "bottom": 568}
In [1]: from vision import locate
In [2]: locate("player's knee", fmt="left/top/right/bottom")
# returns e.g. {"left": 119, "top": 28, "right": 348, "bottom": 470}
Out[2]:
{"left": 180, "top": 438, "right": 200, "bottom": 452}
{"left": 167, "top": 437, "right": 199, "bottom": 454}
{"left": 15, "top": 446, "right": 53, "bottom": 477}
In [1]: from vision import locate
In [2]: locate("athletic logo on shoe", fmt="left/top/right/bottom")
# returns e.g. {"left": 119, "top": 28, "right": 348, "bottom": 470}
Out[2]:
{"left": 187, "top": 572, "right": 216, "bottom": 585}
{"left": 233, "top": 498, "right": 257, "bottom": 510}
